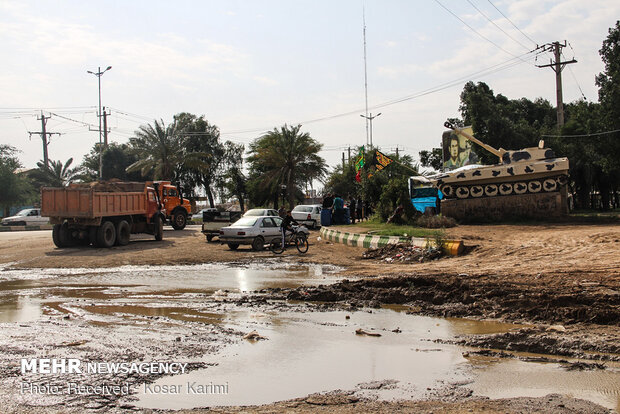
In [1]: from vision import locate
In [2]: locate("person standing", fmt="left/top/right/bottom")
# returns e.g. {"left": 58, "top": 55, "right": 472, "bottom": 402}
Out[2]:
{"left": 321, "top": 193, "right": 334, "bottom": 226}
{"left": 333, "top": 194, "right": 344, "bottom": 225}
{"left": 356, "top": 197, "right": 363, "bottom": 222}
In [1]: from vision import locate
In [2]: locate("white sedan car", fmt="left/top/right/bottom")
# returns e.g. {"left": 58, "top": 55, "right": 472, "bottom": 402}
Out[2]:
{"left": 1, "top": 208, "right": 48, "bottom": 226}
{"left": 243, "top": 208, "right": 279, "bottom": 217}
{"left": 292, "top": 204, "right": 322, "bottom": 229}
{"left": 219, "top": 216, "right": 309, "bottom": 251}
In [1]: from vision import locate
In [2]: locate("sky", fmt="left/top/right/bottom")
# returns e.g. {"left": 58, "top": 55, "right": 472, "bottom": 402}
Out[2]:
{"left": 1, "top": 0, "right": 619, "bottom": 180}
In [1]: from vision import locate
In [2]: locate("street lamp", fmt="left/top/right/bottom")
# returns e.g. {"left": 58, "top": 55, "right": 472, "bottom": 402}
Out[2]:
{"left": 87, "top": 65, "right": 112, "bottom": 180}
{"left": 360, "top": 112, "right": 381, "bottom": 148}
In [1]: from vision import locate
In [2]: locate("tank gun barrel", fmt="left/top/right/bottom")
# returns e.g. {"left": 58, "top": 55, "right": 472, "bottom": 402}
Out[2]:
{"left": 444, "top": 121, "right": 505, "bottom": 160}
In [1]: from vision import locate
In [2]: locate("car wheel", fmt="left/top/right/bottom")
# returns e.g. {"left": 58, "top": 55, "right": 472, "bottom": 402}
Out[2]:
{"left": 252, "top": 236, "right": 265, "bottom": 251}
{"left": 97, "top": 221, "right": 116, "bottom": 248}
{"left": 227, "top": 243, "right": 239, "bottom": 250}
{"left": 206, "top": 235, "right": 214, "bottom": 242}
{"left": 116, "top": 220, "right": 131, "bottom": 246}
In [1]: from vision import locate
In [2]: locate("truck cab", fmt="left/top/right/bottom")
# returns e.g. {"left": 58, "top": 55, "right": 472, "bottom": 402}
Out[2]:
{"left": 151, "top": 181, "right": 191, "bottom": 230}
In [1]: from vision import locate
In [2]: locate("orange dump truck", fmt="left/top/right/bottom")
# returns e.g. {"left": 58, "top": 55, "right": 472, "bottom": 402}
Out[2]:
{"left": 41, "top": 182, "right": 166, "bottom": 248}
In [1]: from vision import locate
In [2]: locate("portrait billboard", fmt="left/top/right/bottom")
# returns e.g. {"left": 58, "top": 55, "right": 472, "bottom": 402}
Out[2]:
{"left": 441, "top": 126, "right": 479, "bottom": 171}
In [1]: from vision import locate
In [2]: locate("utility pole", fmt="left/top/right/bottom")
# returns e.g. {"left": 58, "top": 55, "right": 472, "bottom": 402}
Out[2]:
{"left": 360, "top": 112, "right": 381, "bottom": 148}
{"left": 395, "top": 146, "right": 399, "bottom": 158}
{"left": 87, "top": 65, "right": 112, "bottom": 179}
{"left": 347, "top": 146, "right": 351, "bottom": 164}
{"left": 102, "top": 107, "right": 110, "bottom": 147}
{"left": 28, "top": 111, "right": 60, "bottom": 169}
{"left": 362, "top": 7, "right": 370, "bottom": 147}
{"left": 536, "top": 41, "right": 577, "bottom": 128}
{"left": 342, "top": 152, "right": 345, "bottom": 170}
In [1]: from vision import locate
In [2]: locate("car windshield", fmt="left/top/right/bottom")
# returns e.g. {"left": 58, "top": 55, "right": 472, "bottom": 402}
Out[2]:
{"left": 244, "top": 209, "right": 264, "bottom": 216}
{"left": 231, "top": 217, "right": 258, "bottom": 227}
{"left": 16, "top": 210, "right": 31, "bottom": 217}
{"left": 293, "top": 206, "right": 313, "bottom": 213}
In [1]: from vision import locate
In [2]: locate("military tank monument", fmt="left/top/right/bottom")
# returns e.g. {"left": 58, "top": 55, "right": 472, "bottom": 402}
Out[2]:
{"left": 413, "top": 122, "right": 570, "bottom": 221}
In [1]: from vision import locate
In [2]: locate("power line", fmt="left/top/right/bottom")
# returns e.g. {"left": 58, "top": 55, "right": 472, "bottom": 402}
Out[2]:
{"left": 541, "top": 128, "right": 620, "bottom": 138}
{"left": 465, "top": 0, "right": 531, "bottom": 51}
{"left": 486, "top": 0, "right": 538, "bottom": 47}
{"left": 222, "top": 50, "right": 539, "bottom": 135}
{"left": 433, "top": 0, "right": 534, "bottom": 64}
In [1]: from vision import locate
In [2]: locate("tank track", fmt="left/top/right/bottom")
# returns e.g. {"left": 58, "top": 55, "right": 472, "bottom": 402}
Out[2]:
{"left": 440, "top": 175, "right": 568, "bottom": 200}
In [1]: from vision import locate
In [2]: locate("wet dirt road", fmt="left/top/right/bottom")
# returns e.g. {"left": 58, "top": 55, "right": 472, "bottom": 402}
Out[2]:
{"left": 0, "top": 225, "right": 619, "bottom": 413}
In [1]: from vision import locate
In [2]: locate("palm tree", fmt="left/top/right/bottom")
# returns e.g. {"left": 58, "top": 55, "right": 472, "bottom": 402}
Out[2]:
{"left": 126, "top": 119, "right": 210, "bottom": 181}
{"left": 29, "top": 158, "right": 80, "bottom": 187}
{"left": 247, "top": 124, "right": 327, "bottom": 208}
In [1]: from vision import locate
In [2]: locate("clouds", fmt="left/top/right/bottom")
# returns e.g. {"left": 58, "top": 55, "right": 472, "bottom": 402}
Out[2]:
{"left": 1, "top": 0, "right": 620, "bottom": 172}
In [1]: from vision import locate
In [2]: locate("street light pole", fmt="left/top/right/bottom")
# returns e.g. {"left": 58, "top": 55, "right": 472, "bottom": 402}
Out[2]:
{"left": 87, "top": 65, "right": 112, "bottom": 180}
{"left": 360, "top": 112, "right": 381, "bottom": 148}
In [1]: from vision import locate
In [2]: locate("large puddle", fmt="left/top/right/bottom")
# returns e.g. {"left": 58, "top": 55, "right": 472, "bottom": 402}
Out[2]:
{"left": 1, "top": 263, "right": 618, "bottom": 411}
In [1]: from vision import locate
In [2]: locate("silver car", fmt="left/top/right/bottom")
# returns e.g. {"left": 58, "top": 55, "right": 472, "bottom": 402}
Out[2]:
{"left": 219, "top": 216, "right": 309, "bottom": 251}
{"left": 243, "top": 208, "right": 279, "bottom": 217}
{"left": 1, "top": 208, "right": 48, "bottom": 226}
{"left": 291, "top": 204, "right": 322, "bottom": 229}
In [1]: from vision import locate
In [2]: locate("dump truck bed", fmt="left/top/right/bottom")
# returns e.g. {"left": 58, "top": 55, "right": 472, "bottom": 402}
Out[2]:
{"left": 41, "top": 187, "right": 150, "bottom": 219}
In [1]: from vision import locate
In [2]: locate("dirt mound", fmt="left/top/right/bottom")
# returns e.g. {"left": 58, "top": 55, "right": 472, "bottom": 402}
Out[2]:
{"left": 362, "top": 243, "right": 443, "bottom": 263}
{"left": 279, "top": 275, "right": 620, "bottom": 326}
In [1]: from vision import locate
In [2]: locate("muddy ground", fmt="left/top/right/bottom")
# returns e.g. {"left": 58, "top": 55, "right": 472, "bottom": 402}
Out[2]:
{"left": 0, "top": 223, "right": 619, "bottom": 413}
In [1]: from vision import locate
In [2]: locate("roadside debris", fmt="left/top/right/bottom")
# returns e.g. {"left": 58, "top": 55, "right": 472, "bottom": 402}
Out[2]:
{"left": 355, "top": 329, "right": 381, "bottom": 337}
{"left": 362, "top": 242, "right": 443, "bottom": 263}
{"left": 243, "top": 330, "right": 268, "bottom": 341}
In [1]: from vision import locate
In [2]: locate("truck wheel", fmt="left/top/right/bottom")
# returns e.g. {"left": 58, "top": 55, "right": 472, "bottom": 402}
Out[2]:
{"left": 154, "top": 215, "right": 163, "bottom": 241}
{"left": 227, "top": 243, "right": 239, "bottom": 250}
{"left": 252, "top": 236, "right": 265, "bottom": 251}
{"left": 116, "top": 220, "right": 131, "bottom": 246}
{"left": 171, "top": 211, "right": 187, "bottom": 230}
{"left": 97, "top": 221, "right": 116, "bottom": 248}
{"left": 206, "top": 235, "right": 214, "bottom": 242}
{"left": 52, "top": 224, "right": 65, "bottom": 248}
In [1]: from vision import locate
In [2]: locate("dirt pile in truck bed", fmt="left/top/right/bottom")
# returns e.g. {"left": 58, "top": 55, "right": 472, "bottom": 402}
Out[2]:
{"left": 68, "top": 180, "right": 147, "bottom": 192}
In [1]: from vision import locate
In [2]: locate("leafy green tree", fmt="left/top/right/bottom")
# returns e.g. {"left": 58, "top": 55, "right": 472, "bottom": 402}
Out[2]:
{"left": 594, "top": 20, "right": 620, "bottom": 208}
{"left": 80, "top": 143, "right": 143, "bottom": 182}
{"left": 458, "top": 81, "right": 556, "bottom": 164}
{"left": 247, "top": 124, "right": 327, "bottom": 209}
{"left": 0, "top": 145, "right": 35, "bottom": 216}
{"left": 173, "top": 113, "right": 222, "bottom": 207}
{"left": 419, "top": 148, "right": 443, "bottom": 171}
{"left": 220, "top": 141, "right": 247, "bottom": 211}
{"left": 126, "top": 118, "right": 211, "bottom": 187}
{"left": 29, "top": 158, "right": 80, "bottom": 188}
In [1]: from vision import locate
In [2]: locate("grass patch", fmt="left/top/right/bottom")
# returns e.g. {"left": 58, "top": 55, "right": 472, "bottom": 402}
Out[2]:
{"left": 338, "top": 219, "right": 444, "bottom": 239}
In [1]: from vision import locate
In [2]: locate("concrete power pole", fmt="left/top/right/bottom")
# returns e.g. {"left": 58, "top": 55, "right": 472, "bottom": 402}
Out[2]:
{"left": 28, "top": 111, "right": 60, "bottom": 169}
{"left": 102, "top": 107, "right": 110, "bottom": 147}
{"left": 536, "top": 41, "right": 577, "bottom": 128}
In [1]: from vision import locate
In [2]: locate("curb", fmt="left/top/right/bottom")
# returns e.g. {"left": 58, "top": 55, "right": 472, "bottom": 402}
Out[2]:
{"left": 0, "top": 224, "right": 53, "bottom": 232}
{"left": 319, "top": 227, "right": 463, "bottom": 256}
